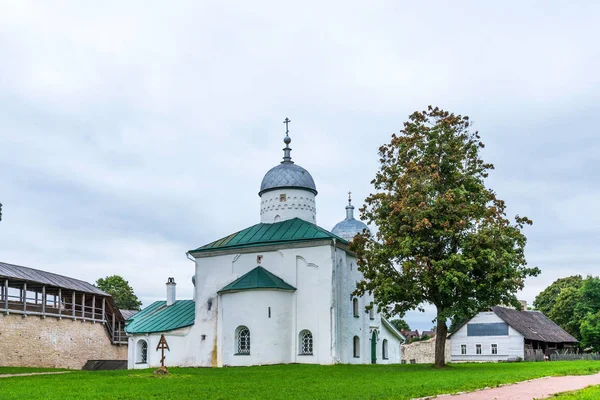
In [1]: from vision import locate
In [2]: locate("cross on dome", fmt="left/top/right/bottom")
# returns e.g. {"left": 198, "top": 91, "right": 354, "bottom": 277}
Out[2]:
{"left": 282, "top": 117, "right": 293, "bottom": 163}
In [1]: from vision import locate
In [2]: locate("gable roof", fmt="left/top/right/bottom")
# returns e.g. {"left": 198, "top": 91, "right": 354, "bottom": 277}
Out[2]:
{"left": 0, "top": 261, "right": 109, "bottom": 296}
{"left": 382, "top": 317, "right": 406, "bottom": 342}
{"left": 491, "top": 306, "right": 578, "bottom": 343}
{"left": 218, "top": 266, "right": 296, "bottom": 294}
{"left": 189, "top": 218, "right": 347, "bottom": 254}
{"left": 125, "top": 300, "right": 195, "bottom": 334}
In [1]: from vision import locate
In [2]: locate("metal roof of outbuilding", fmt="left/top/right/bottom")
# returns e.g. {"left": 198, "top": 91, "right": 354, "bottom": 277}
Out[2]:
{"left": 125, "top": 300, "right": 195, "bottom": 334}
{"left": 218, "top": 266, "right": 296, "bottom": 294}
{"left": 0, "top": 261, "right": 109, "bottom": 296}
{"left": 189, "top": 217, "right": 346, "bottom": 254}
{"left": 491, "top": 306, "right": 578, "bottom": 343}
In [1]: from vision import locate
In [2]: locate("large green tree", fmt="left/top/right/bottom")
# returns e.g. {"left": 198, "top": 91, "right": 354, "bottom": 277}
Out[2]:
{"left": 351, "top": 106, "right": 540, "bottom": 367}
{"left": 96, "top": 275, "right": 142, "bottom": 311}
{"left": 533, "top": 276, "right": 584, "bottom": 339}
{"left": 533, "top": 276, "right": 583, "bottom": 317}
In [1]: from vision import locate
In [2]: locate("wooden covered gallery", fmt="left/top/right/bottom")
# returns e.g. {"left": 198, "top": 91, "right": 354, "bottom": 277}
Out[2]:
{"left": 0, "top": 261, "right": 129, "bottom": 369}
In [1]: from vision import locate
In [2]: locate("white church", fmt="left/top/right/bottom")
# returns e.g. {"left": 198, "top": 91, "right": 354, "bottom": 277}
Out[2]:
{"left": 126, "top": 122, "right": 405, "bottom": 368}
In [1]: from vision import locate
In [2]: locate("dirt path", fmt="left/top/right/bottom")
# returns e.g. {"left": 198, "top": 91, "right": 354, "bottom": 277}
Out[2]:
{"left": 0, "top": 371, "right": 70, "bottom": 378}
{"left": 429, "top": 372, "right": 600, "bottom": 399}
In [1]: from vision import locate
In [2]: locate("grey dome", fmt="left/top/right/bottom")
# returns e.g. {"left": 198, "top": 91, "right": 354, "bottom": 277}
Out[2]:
{"left": 331, "top": 196, "right": 369, "bottom": 241}
{"left": 259, "top": 162, "right": 317, "bottom": 196}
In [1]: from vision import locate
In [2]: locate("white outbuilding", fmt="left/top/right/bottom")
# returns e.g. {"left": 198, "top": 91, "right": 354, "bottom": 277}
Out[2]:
{"left": 126, "top": 122, "right": 405, "bottom": 368}
{"left": 448, "top": 306, "right": 577, "bottom": 362}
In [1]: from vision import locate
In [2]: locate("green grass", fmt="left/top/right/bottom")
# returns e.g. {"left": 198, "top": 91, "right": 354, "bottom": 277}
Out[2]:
{"left": 2, "top": 361, "right": 600, "bottom": 400}
{"left": 0, "top": 367, "right": 67, "bottom": 375}
{"left": 552, "top": 385, "right": 600, "bottom": 399}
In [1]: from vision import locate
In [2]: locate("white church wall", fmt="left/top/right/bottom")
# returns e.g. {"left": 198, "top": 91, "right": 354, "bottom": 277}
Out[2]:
{"left": 194, "top": 243, "right": 335, "bottom": 366}
{"left": 127, "top": 326, "right": 194, "bottom": 369}
{"left": 378, "top": 322, "right": 403, "bottom": 364}
{"left": 450, "top": 311, "right": 524, "bottom": 362}
{"left": 260, "top": 188, "right": 317, "bottom": 224}
{"left": 220, "top": 290, "right": 293, "bottom": 366}
{"left": 333, "top": 250, "right": 397, "bottom": 365}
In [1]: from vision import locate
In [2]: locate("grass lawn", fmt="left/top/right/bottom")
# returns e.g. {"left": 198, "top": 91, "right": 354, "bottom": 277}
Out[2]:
{"left": 0, "top": 367, "right": 67, "bottom": 375}
{"left": 553, "top": 385, "right": 600, "bottom": 399}
{"left": 2, "top": 361, "right": 600, "bottom": 400}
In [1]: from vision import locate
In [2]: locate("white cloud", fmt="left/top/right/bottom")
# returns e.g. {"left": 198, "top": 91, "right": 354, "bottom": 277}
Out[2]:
{"left": 1, "top": 0, "right": 599, "bottom": 332}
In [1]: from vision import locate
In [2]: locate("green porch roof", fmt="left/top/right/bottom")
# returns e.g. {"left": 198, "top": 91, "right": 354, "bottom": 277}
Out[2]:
{"left": 189, "top": 218, "right": 346, "bottom": 254}
{"left": 218, "top": 266, "right": 296, "bottom": 294}
{"left": 125, "top": 300, "right": 195, "bottom": 334}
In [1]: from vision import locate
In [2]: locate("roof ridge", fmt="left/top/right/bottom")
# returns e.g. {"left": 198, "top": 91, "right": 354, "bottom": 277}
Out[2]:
{"left": 0, "top": 261, "right": 100, "bottom": 286}
{"left": 189, "top": 218, "right": 347, "bottom": 254}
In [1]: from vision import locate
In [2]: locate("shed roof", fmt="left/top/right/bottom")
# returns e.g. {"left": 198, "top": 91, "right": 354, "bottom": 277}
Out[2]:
{"left": 0, "top": 261, "right": 109, "bottom": 296}
{"left": 189, "top": 218, "right": 346, "bottom": 254}
{"left": 491, "top": 306, "right": 578, "bottom": 343}
{"left": 120, "top": 309, "right": 140, "bottom": 320}
{"left": 218, "top": 266, "right": 296, "bottom": 294}
{"left": 125, "top": 300, "right": 195, "bottom": 334}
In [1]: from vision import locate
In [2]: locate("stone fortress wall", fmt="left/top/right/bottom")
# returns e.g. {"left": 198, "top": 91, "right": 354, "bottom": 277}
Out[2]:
{"left": 401, "top": 337, "right": 450, "bottom": 364}
{"left": 0, "top": 313, "right": 127, "bottom": 369}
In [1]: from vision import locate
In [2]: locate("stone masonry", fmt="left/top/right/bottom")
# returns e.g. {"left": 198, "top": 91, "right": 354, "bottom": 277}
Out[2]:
{"left": 0, "top": 313, "right": 127, "bottom": 369}
{"left": 401, "top": 337, "right": 451, "bottom": 364}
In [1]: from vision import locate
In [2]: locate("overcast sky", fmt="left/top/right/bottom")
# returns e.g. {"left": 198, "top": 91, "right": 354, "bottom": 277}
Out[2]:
{"left": 1, "top": 1, "right": 599, "bottom": 332}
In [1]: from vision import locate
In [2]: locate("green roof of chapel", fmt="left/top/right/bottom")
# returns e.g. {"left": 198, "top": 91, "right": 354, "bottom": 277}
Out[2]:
{"left": 218, "top": 266, "right": 296, "bottom": 294}
{"left": 189, "top": 218, "right": 346, "bottom": 254}
{"left": 125, "top": 300, "right": 195, "bottom": 334}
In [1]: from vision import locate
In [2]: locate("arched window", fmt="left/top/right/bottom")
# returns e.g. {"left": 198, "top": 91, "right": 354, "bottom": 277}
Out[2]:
{"left": 369, "top": 306, "right": 375, "bottom": 320}
{"left": 382, "top": 339, "right": 388, "bottom": 360}
{"left": 353, "top": 298, "right": 359, "bottom": 317}
{"left": 136, "top": 339, "right": 148, "bottom": 364}
{"left": 236, "top": 326, "right": 250, "bottom": 355}
{"left": 353, "top": 336, "right": 360, "bottom": 358}
{"left": 299, "top": 330, "right": 313, "bottom": 355}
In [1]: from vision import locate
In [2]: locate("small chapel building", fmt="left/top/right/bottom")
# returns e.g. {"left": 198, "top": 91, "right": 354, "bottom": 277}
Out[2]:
{"left": 126, "top": 123, "right": 404, "bottom": 368}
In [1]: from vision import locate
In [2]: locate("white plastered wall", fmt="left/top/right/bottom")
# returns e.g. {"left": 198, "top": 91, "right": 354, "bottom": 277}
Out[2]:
{"left": 260, "top": 188, "right": 316, "bottom": 224}
{"left": 195, "top": 243, "right": 335, "bottom": 367}
{"left": 219, "top": 290, "right": 293, "bottom": 366}
{"left": 332, "top": 249, "right": 403, "bottom": 364}
{"left": 127, "top": 326, "right": 194, "bottom": 369}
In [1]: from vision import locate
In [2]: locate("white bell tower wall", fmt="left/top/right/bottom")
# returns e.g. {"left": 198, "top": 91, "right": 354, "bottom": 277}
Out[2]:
{"left": 260, "top": 189, "right": 317, "bottom": 224}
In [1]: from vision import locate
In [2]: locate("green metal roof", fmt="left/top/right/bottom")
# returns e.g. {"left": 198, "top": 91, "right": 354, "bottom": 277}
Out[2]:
{"left": 190, "top": 218, "right": 346, "bottom": 254}
{"left": 125, "top": 300, "right": 195, "bottom": 334}
{"left": 218, "top": 266, "right": 296, "bottom": 294}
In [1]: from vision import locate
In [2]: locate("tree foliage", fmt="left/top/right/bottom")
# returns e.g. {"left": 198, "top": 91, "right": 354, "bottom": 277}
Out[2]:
{"left": 533, "top": 276, "right": 600, "bottom": 349}
{"left": 580, "top": 311, "right": 600, "bottom": 352}
{"left": 96, "top": 275, "right": 142, "bottom": 311}
{"left": 389, "top": 318, "right": 410, "bottom": 332}
{"left": 350, "top": 106, "right": 540, "bottom": 367}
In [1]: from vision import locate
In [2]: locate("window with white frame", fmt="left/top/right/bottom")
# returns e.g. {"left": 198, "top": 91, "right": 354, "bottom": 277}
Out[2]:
{"left": 475, "top": 344, "right": 482, "bottom": 355}
{"left": 369, "top": 306, "right": 375, "bottom": 320}
{"left": 299, "top": 330, "right": 313, "bottom": 355}
{"left": 136, "top": 339, "right": 148, "bottom": 364}
{"left": 353, "top": 336, "right": 360, "bottom": 358}
{"left": 461, "top": 344, "right": 467, "bottom": 355}
{"left": 491, "top": 344, "right": 498, "bottom": 355}
{"left": 236, "top": 326, "right": 250, "bottom": 355}
{"left": 382, "top": 339, "right": 388, "bottom": 360}
{"left": 353, "top": 298, "right": 359, "bottom": 318}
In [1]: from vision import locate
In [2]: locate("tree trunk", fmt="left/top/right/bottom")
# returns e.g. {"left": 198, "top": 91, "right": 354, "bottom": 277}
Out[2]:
{"left": 434, "top": 310, "right": 448, "bottom": 368}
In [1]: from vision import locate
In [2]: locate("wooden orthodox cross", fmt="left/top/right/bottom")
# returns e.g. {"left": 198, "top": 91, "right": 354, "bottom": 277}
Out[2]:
{"left": 156, "top": 334, "right": 170, "bottom": 369}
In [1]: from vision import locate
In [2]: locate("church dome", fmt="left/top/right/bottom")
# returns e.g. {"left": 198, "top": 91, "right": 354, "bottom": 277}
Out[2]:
{"left": 259, "top": 163, "right": 317, "bottom": 196}
{"left": 331, "top": 194, "right": 369, "bottom": 241}
{"left": 258, "top": 118, "right": 317, "bottom": 196}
